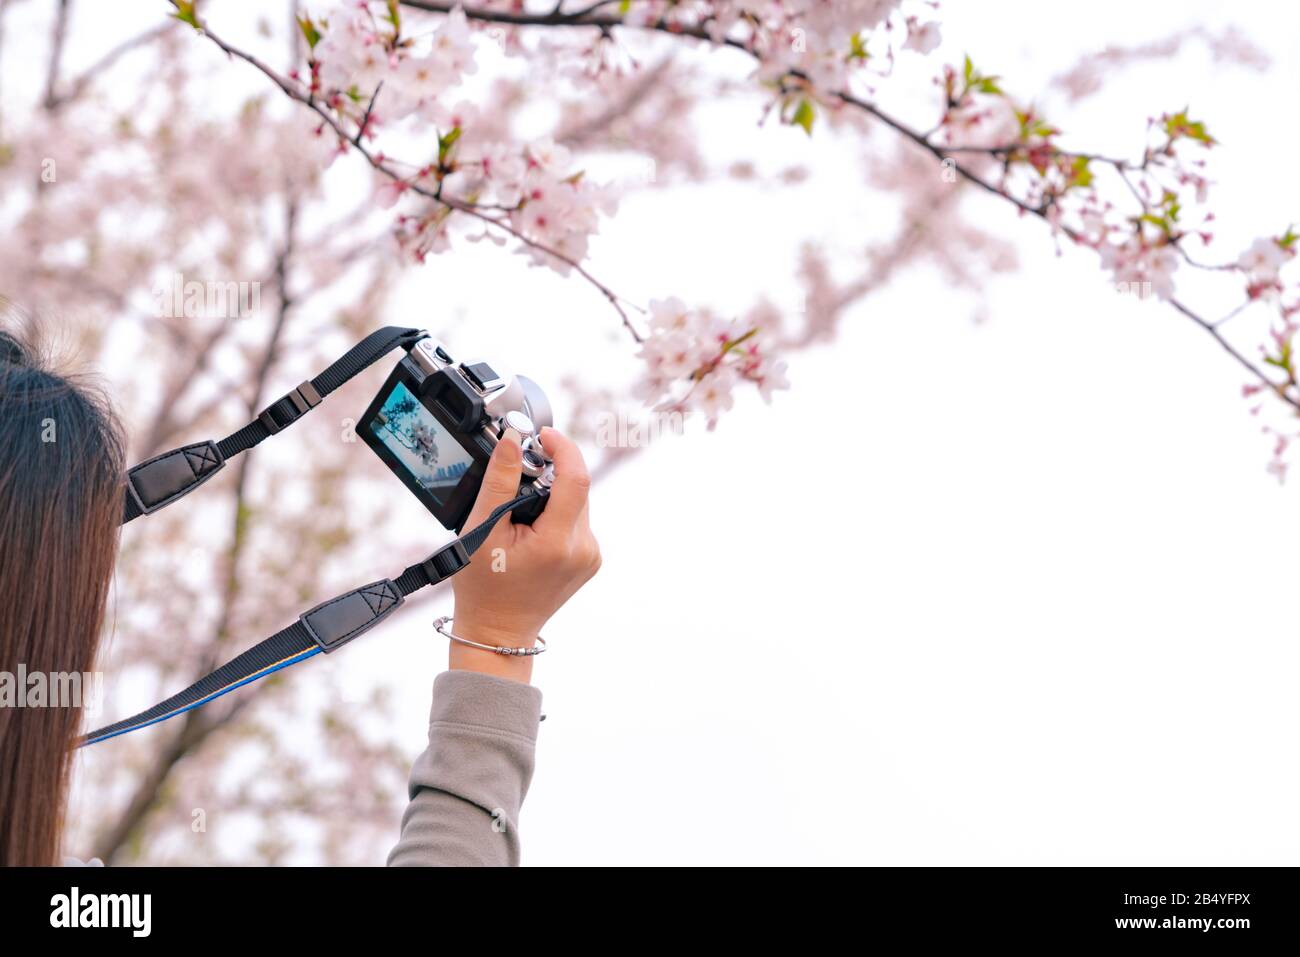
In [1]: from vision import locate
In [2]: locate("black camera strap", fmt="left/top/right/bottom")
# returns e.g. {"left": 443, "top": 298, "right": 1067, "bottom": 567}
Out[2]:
{"left": 122, "top": 325, "right": 427, "bottom": 522}
{"left": 86, "top": 326, "right": 546, "bottom": 747}
{"left": 80, "top": 488, "right": 543, "bottom": 747}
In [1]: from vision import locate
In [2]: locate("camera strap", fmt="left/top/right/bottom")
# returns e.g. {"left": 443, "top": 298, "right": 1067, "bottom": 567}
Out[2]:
{"left": 85, "top": 326, "right": 547, "bottom": 747}
{"left": 80, "top": 488, "right": 543, "bottom": 747}
{"left": 122, "top": 325, "right": 427, "bottom": 522}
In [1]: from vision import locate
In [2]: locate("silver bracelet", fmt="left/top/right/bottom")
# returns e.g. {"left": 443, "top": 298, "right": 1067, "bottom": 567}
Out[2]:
{"left": 433, "top": 615, "right": 547, "bottom": 656}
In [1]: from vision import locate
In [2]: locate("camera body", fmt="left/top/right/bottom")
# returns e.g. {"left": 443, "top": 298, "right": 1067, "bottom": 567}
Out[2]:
{"left": 358, "top": 335, "right": 554, "bottom": 531}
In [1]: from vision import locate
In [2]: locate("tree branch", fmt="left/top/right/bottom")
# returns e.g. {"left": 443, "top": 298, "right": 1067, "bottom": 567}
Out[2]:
{"left": 172, "top": 4, "right": 645, "bottom": 342}
{"left": 42, "top": 0, "right": 70, "bottom": 110}
{"left": 46, "top": 22, "right": 174, "bottom": 109}
{"left": 97, "top": 196, "right": 302, "bottom": 864}
{"left": 394, "top": 0, "right": 1298, "bottom": 410}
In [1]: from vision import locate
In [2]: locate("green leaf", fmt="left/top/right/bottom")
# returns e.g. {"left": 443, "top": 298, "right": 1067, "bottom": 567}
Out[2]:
{"left": 1153, "top": 189, "right": 1181, "bottom": 223}
{"left": 792, "top": 98, "right": 816, "bottom": 136}
{"left": 1138, "top": 212, "right": 1171, "bottom": 234}
{"left": 1264, "top": 344, "right": 1293, "bottom": 374}
{"left": 1070, "top": 155, "right": 1093, "bottom": 188}
{"left": 297, "top": 15, "right": 322, "bottom": 50}
{"left": 722, "top": 327, "right": 759, "bottom": 355}
{"left": 1163, "top": 109, "right": 1216, "bottom": 146}
{"left": 619, "top": 0, "right": 632, "bottom": 13}
{"left": 958, "top": 56, "right": 1002, "bottom": 98}
{"left": 170, "top": 0, "right": 201, "bottom": 30}
{"left": 1280, "top": 226, "right": 1299, "bottom": 249}
{"left": 438, "top": 126, "right": 462, "bottom": 164}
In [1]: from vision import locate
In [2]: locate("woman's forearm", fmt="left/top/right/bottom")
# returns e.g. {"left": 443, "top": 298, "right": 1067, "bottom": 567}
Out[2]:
{"left": 390, "top": 428, "right": 597, "bottom": 866}
{"left": 387, "top": 669, "right": 542, "bottom": 867}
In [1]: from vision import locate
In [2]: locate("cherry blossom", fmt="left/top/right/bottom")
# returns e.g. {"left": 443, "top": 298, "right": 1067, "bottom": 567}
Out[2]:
{"left": 97, "top": 0, "right": 1300, "bottom": 450}
{"left": 904, "top": 20, "right": 943, "bottom": 55}
{"left": 309, "top": 3, "right": 477, "bottom": 126}
{"left": 313, "top": 5, "right": 390, "bottom": 95}
{"left": 1098, "top": 238, "right": 1179, "bottom": 301}
{"left": 636, "top": 297, "right": 790, "bottom": 428}
{"left": 693, "top": 364, "right": 740, "bottom": 422}
{"left": 1237, "top": 236, "right": 1291, "bottom": 283}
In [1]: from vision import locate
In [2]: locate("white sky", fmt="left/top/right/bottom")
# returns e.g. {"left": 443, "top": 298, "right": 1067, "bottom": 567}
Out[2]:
{"left": 21, "top": 0, "right": 1300, "bottom": 864}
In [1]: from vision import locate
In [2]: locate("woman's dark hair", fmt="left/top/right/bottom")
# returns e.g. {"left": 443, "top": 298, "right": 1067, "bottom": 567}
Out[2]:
{"left": 0, "top": 320, "right": 125, "bottom": 866}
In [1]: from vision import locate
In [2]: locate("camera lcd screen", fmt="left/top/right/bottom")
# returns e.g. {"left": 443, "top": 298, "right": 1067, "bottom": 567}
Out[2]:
{"left": 369, "top": 381, "right": 475, "bottom": 506}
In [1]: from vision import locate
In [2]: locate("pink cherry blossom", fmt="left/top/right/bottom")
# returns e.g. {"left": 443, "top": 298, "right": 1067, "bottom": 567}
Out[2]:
{"left": 635, "top": 298, "right": 789, "bottom": 424}
{"left": 691, "top": 363, "right": 740, "bottom": 424}
{"left": 1237, "top": 237, "right": 1291, "bottom": 282}
{"left": 1098, "top": 239, "right": 1179, "bottom": 300}
{"left": 904, "top": 20, "right": 943, "bottom": 55}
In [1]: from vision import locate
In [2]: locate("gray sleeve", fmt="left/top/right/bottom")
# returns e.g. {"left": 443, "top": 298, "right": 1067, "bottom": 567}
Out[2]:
{"left": 387, "top": 669, "right": 543, "bottom": 867}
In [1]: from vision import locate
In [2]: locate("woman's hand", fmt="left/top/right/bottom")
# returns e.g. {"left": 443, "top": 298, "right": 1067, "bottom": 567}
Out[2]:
{"left": 449, "top": 427, "right": 601, "bottom": 682}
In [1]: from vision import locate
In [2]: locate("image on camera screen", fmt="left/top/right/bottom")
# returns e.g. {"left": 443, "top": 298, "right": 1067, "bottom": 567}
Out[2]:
{"left": 371, "top": 381, "right": 474, "bottom": 505}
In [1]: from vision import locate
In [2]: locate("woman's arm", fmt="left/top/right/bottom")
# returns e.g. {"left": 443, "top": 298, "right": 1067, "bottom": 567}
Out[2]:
{"left": 387, "top": 428, "right": 600, "bottom": 867}
{"left": 387, "top": 670, "right": 541, "bottom": 866}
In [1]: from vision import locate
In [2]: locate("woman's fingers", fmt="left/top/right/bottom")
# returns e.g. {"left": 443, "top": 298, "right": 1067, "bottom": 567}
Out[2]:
{"left": 462, "top": 433, "right": 523, "bottom": 532}
{"left": 535, "top": 428, "right": 591, "bottom": 533}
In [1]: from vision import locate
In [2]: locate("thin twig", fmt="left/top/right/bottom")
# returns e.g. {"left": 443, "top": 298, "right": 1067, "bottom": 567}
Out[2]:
{"left": 47, "top": 23, "right": 173, "bottom": 109}
{"left": 173, "top": 5, "right": 645, "bottom": 342}
{"left": 41, "top": 0, "right": 70, "bottom": 110}
{"left": 354, "top": 80, "right": 383, "bottom": 146}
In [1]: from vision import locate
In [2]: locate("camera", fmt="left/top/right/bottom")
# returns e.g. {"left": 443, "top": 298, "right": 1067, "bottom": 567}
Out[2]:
{"left": 358, "top": 335, "right": 555, "bottom": 531}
